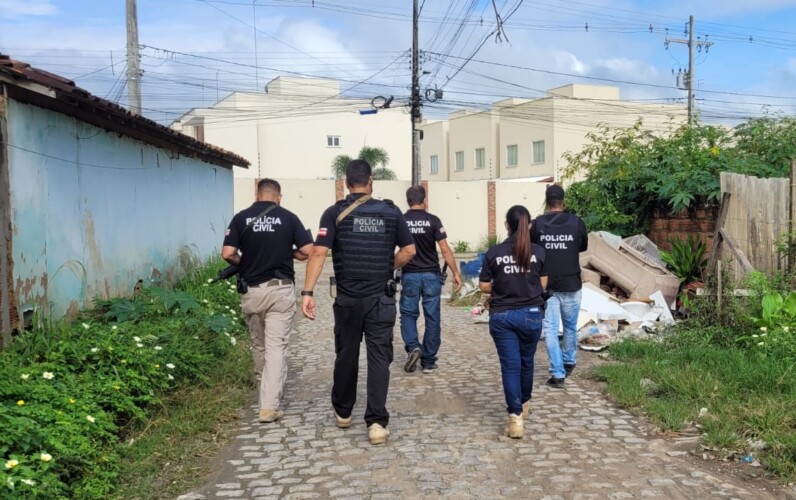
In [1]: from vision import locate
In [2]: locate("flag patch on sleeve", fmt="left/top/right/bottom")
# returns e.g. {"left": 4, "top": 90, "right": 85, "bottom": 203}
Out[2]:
{"left": 224, "top": 229, "right": 230, "bottom": 236}
{"left": 318, "top": 227, "right": 328, "bottom": 237}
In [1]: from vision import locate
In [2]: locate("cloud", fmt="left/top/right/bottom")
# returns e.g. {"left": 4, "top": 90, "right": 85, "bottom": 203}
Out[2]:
{"left": 0, "top": 0, "right": 57, "bottom": 18}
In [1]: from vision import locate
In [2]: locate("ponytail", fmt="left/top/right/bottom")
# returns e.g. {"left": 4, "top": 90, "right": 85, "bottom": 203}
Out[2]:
{"left": 506, "top": 205, "right": 532, "bottom": 273}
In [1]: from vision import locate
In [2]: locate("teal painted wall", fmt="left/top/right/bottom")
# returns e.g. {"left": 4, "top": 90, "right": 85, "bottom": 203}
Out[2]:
{"left": 6, "top": 99, "right": 233, "bottom": 319}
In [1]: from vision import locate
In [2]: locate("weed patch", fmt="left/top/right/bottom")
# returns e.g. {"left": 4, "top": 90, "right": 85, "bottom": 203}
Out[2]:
{"left": 0, "top": 261, "right": 250, "bottom": 498}
{"left": 595, "top": 340, "right": 796, "bottom": 481}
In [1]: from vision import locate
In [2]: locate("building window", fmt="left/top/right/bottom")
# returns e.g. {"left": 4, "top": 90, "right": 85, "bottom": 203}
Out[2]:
{"left": 475, "top": 148, "right": 485, "bottom": 169}
{"left": 327, "top": 135, "right": 340, "bottom": 147}
{"left": 506, "top": 145, "right": 518, "bottom": 167}
{"left": 533, "top": 140, "right": 546, "bottom": 164}
{"left": 430, "top": 155, "right": 439, "bottom": 174}
{"left": 455, "top": 151, "right": 464, "bottom": 171}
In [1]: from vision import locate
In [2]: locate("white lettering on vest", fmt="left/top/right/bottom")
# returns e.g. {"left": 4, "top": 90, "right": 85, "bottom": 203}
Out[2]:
{"left": 245, "top": 216, "right": 282, "bottom": 233}
{"left": 353, "top": 217, "right": 386, "bottom": 233}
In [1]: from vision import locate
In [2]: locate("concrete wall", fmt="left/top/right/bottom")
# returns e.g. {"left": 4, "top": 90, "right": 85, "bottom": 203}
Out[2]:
{"left": 495, "top": 182, "right": 551, "bottom": 237}
{"left": 6, "top": 100, "right": 233, "bottom": 320}
{"left": 425, "top": 182, "right": 489, "bottom": 249}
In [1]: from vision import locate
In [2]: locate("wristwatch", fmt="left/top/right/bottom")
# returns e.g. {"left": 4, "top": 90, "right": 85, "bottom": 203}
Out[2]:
{"left": 300, "top": 290, "right": 314, "bottom": 297}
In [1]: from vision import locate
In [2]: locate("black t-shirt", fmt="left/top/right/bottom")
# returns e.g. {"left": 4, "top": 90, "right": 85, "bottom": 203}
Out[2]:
{"left": 479, "top": 237, "right": 547, "bottom": 314}
{"left": 403, "top": 209, "right": 446, "bottom": 274}
{"left": 315, "top": 195, "right": 415, "bottom": 298}
{"left": 530, "top": 211, "right": 588, "bottom": 292}
{"left": 223, "top": 201, "right": 312, "bottom": 285}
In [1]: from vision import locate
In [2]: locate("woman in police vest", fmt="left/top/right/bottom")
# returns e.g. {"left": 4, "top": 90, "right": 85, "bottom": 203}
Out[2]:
{"left": 478, "top": 205, "right": 547, "bottom": 439}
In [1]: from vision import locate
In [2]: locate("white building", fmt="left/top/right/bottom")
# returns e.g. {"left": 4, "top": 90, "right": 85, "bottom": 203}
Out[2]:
{"left": 171, "top": 76, "right": 411, "bottom": 199}
{"left": 421, "top": 84, "right": 687, "bottom": 182}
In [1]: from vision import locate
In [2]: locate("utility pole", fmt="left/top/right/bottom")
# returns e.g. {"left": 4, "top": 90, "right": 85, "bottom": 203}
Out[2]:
{"left": 666, "top": 15, "right": 712, "bottom": 126}
{"left": 410, "top": 0, "right": 421, "bottom": 185}
{"left": 125, "top": 0, "right": 142, "bottom": 115}
{"left": 253, "top": 0, "right": 259, "bottom": 91}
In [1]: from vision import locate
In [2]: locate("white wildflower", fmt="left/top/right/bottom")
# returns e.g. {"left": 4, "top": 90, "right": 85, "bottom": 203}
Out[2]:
{"left": 136, "top": 343, "right": 144, "bottom": 348}
{"left": 753, "top": 334, "right": 759, "bottom": 338}
{"left": 230, "top": 337, "right": 237, "bottom": 346}
{"left": 784, "top": 326, "right": 790, "bottom": 333}
{"left": 760, "top": 327, "right": 768, "bottom": 332}
{"left": 81, "top": 323, "right": 90, "bottom": 330}
{"left": 133, "top": 336, "right": 141, "bottom": 342}
{"left": 207, "top": 278, "right": 214, "bottom": 283}
{"left": 39, "top": 453, "right": 52, "bottom": 462}
{"left": 757, "top": 342, "right": 765, "bottom": 346}
{"left": 166, "top": 363, "right": 175, "bottom": 369}
{"left": 168, "top": 374, "right": 175, "bottom": 380}
{"left": 20, "top": 373, "right": 30, "bottom": 380}
{"left": 86, "top": 415, "right": 95, "bottom": 423}
{"left": 112, "top": 325, "right": 118, "bottom": 330}
{"left": 5, "top": 459, "right": 18, "bottom": 469}
{"left": 42, "top": 372, "right": 54, "bottom": 380}
{"left": 154, "top": 346, "right": 162, "bottom": 351}
{"left": 21, "top": 479, "right": 36, "bottom": 486}
{"left": 90, "top": 347, "right": 99, "bottom": 353}
{"left": 202, "top": 299, "right": 209, "bottom": 304}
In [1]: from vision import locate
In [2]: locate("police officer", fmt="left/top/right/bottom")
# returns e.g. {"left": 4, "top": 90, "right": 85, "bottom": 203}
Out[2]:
{"left": 301, "top": 160, "right": 416, "bottom": 445}
{"left": 530, "top": 184, "right": 588, "bottom": 388}
{"left": 222, "top": 178, "right": 313, "bottom": 423}
{"left": 479, "top": 205, "right": 547, "bottom": 439}
{"left": 400, "top": 184, "right": 462, "bottom": 374}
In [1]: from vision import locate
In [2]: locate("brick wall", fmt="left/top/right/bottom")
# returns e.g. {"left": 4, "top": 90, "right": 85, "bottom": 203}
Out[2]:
{"left": 647, "top": 204, "right": 718, "bottom": 250}
{"left": 487, "top": 181, "right": 496, "bottom": 237}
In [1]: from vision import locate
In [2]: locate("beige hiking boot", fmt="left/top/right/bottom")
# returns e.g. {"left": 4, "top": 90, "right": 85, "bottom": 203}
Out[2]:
{"left": 507, "top": 413, "right": 524, "bottom": 439}
{"left": 333, "top": 409, "right": 352, "bottom": 429}
{"left": 258, "top": 409, "right": 283, "bottom": 423}
{"left": 522, "top": 401, "right": 532, "bottom": 420}
{"left": 368, "top": 423, "right": 390, "bottom": 445}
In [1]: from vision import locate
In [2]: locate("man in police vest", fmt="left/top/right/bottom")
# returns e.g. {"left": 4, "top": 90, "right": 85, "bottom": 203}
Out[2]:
{"left": 530, "top": 184, "right": 588, "bottom": 389}
{"left": 400, "top": 184, "right": 462, "bottom": 374}
{"left": 222, "top": 178, "right": 314, "bottom": 423}
{"left": 301, "top": 160, "right": 416, "bottom": 445}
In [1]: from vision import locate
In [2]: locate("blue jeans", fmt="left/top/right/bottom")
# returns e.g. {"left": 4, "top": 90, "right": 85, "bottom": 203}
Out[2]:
{"left": 543, "top": 290, "right": 583, "bottom": 379}
{"left": 399, "top": 272, "right": 442, "bottom": 369}
{"left": 488, "top": 307, "right": 543, "bottom": 415}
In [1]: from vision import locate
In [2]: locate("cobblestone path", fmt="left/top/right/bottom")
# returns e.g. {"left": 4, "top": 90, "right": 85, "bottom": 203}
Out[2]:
{"left": 183, "top": 263, "right": 785, "bottom": 499}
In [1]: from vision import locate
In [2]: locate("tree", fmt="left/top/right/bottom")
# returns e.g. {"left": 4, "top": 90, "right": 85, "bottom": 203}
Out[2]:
{"left": 331, "top": 146, "right": 396, "bottom": 180}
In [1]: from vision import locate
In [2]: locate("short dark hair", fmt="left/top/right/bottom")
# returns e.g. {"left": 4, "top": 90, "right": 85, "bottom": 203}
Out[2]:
{"left": 257, "top": 178, "right": 281, "bottom": 195}
{"left": 406, "top": 185, "right": 426, "bottom": 206}
{"left": 345, "top": 160, "right": 372, "bottom": 187}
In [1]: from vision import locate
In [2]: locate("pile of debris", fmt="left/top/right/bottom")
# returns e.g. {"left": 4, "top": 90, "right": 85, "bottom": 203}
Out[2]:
{"left": 576, "top": 232, "right": 678, "bottom": 351}
{"left": 453, "top": 232, "right": 680, "bottom": 349}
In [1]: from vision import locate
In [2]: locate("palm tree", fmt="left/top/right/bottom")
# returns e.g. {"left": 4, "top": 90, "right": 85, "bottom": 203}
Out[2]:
{"left": 331, "top": 146, "right": 396, "bottom": 180}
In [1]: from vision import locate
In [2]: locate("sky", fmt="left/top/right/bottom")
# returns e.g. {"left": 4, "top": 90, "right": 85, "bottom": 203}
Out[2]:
{"left": 3, "top": 0, "right": 796, "bottom": 125}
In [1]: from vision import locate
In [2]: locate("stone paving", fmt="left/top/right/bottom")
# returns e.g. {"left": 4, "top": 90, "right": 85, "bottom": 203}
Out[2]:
{"left": 183, "top": 263, "right": 786, "bottom": 499}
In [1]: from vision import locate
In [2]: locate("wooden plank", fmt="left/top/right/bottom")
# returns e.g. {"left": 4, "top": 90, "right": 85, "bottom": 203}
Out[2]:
{"left": 790, "top": 160, "right": 796, "bottom": 275}
{"left": 707, "top": 192, "right": 731, "bottom": 275}
{"left": 720, "top": 228, "right": 754, "bottom": 273}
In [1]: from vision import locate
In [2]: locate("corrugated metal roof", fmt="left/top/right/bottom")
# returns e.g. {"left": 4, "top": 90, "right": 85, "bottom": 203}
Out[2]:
{"left": 0, "top": 54, "right": 250, "bottom": 169}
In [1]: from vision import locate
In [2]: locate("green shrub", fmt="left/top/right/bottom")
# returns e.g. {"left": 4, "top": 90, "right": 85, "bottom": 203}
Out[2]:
{"left": 660, "top": 235, "right": 707, "bottom": 284}
{"left": 0, "top": 263, "right": 246, "bottom": 498}
{"left": 452, "top": 240, "right": 471, "bottom": 253}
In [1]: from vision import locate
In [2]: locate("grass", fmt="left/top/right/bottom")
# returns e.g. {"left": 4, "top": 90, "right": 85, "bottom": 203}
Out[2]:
{"left": 593, "top": 340, "right": 796, "bottom": 481}
{"left": 116, "top": 339, "right": 253, "bottom": 499}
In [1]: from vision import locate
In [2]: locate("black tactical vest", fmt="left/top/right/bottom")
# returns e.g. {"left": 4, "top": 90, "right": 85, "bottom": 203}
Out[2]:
{"left": 332, "top": 198, "right": 398, "bottom": 281}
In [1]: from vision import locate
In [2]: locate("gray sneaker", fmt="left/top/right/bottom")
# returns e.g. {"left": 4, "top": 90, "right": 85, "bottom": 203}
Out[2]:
{"left": 404, "top": 348, "right": 421, "bottom": 372}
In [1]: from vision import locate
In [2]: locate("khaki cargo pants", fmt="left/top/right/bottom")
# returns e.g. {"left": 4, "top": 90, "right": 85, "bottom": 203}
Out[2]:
{"left": 240, "top": 279, "right": 296, "bottom": 411}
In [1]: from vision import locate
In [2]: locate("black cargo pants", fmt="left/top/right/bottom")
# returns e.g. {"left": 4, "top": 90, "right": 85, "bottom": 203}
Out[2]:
{"left": 331, "top": 293, "right": 396, "bottom": 427}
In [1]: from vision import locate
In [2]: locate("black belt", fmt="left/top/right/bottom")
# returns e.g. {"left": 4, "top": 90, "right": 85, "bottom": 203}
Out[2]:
{"left": 251, "top": 278, "right": 293, "bottom": 288}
